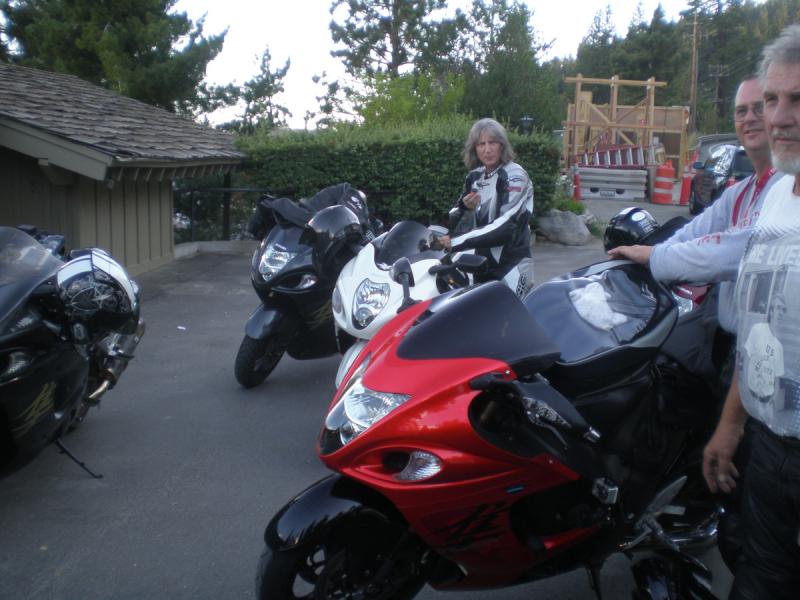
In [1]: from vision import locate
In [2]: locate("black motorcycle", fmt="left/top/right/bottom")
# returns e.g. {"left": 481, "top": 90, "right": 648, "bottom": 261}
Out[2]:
{"left": 0, "top": 226, "right": 144, "bottom": 478}
{"left": 234, "top": 183, "right": 379, "bottom": 388}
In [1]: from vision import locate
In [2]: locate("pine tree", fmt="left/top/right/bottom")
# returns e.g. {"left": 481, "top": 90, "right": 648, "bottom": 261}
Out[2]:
{"left": 0, "top": 0, "right": 228, "bottom": 115}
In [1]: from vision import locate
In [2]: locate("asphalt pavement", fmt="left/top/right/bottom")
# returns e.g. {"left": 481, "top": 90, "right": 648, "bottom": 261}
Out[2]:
{"left": 0, "top": 196, "right": 730, "bottom": 600}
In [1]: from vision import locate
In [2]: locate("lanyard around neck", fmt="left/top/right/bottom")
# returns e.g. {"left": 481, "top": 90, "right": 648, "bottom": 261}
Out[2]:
{"left": 732, "top": 168, "right": 776, "bottom": 226}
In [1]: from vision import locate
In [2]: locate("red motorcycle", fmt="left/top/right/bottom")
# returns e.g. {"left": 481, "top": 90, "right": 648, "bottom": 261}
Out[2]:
{"left": 255, "top": 251, "right": 721, "bottom": 599}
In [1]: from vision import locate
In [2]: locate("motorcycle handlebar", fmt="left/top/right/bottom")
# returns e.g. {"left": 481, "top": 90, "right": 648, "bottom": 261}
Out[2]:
{"left": 470, "top": 375, "right": 600, "bottom": 447}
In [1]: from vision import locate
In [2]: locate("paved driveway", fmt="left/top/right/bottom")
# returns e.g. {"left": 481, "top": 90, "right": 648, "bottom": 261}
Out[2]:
{"left": 0, "top": 199, "right": 729, "bottom": 599}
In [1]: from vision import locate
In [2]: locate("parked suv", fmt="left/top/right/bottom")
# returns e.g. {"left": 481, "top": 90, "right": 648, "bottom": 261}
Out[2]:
{"left": 689, "top": 133, "right": 739, "bottom": 172}
{"left": 689, "top": 143, "right": 754, "bottom": 214}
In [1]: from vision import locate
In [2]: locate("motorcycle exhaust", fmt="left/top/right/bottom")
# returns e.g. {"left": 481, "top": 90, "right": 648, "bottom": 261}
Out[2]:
{"left": 87, "top": 379, "right": 112, "bottom": 402}
{"left": 86, "top": 318, "right": 146, "bottom": 404}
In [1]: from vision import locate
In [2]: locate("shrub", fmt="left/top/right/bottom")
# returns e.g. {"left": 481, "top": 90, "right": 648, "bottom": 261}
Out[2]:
{"left": 236, "top": 117, "right": 560, "bottom": 227}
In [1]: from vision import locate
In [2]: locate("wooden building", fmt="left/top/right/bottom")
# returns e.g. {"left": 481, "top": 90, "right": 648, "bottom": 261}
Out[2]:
{"left": 0, "top": 63, "right": 245, "bottom": 275}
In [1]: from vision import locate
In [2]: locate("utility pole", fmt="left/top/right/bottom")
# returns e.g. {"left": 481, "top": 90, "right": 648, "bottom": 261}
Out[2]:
{"left": 689, "top": 9, "right": 699, "bottom": 132}
{"left": 709, "top": 64, "right": 725, "bottom": 117}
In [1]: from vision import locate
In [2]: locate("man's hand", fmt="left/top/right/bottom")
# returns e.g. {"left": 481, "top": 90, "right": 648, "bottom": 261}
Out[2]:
{"left": 702, "top": 369, "right": 746, "bottom": 494}
{"left": 607, "top": 244, "right": 653, "bottom": 265}
{"left": 702, "top": 421, "right": 743, "bottom": 494}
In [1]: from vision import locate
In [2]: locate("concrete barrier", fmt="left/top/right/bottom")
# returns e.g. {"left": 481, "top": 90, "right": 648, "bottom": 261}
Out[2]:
{"left": 576, "top": 167, "right": 647, "bottom": 201}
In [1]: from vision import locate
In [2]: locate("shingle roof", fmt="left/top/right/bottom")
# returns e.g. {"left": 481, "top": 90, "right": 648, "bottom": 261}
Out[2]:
{"left": 0, "top": 62, "right": 245, "bottom": 165}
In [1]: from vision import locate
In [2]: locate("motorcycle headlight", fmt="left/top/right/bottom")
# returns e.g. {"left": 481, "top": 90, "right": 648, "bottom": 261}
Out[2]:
{"left": 322, "top": 355, "right": 410, "bottom": 450}
{"left": 258, "top": 245, "right": 298, "bottom": 282}
{"left": 352, "top": 278, "right": 391, "bottom": 329}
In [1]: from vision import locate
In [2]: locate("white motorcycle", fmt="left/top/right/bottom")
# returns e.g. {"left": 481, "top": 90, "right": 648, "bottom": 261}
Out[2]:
{"left": 331, "top": 221, "right": 486, "bottom": 387}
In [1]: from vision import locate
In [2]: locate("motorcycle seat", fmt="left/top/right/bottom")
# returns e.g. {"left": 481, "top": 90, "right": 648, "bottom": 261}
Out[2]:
{"left": 524, "top": 261, "right": 677, "bottom": 396}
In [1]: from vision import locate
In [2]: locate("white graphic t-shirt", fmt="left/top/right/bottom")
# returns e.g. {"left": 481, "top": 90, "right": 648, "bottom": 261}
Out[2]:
{"left": 735, "top": 174, "right": 800, "bottom": 437}
{"left": 743, "top": 322, "right": 785, "bottom": 400}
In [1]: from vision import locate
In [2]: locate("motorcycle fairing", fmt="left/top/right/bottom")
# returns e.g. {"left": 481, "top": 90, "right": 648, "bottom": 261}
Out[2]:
{"left": 0, "top": 227, "right": 63, "bottom": 332}
{"left": 322, "top": 304, "right": 608, "bottom": 587}
{"left": 333, "top": 243, "right": 442, "bottom": 338}
{"left": 395, "top": 281, "right": 561, "bottom": 378}
{"left": 1, "top": 339, "right": 89, "bottom": 475}
{"left": 250, "top": 225, "right": 313, "bottom": 295}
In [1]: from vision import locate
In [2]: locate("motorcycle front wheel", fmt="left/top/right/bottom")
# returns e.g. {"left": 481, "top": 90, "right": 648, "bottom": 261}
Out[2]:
{"left": 255, "top": 523, "right": 425, "bottom": 600}
{"left": 234, "top": 335, "right": 285, "bottom": 388}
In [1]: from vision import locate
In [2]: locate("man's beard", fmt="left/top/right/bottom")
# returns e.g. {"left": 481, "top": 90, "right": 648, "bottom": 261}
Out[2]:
{"left": 772, "top": 150, "right": 800, "bottom": 174}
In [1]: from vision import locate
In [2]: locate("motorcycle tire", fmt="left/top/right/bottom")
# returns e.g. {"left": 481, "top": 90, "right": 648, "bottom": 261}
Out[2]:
{"left": 255, "top": 525, "right": 425, "bottom": 600}
{"left": 234, "top": 335, "right": 284, "bottom": 388}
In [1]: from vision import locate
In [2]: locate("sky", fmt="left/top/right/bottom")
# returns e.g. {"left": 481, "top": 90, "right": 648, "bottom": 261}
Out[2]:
{"left": 174, "top": 0, "right": 696, "bottom": 128}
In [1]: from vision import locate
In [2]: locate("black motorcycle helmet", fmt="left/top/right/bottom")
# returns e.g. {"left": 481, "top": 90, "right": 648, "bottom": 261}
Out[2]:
{"left": 56, "top": 249, "right": 140, "bottom": 335}
{"left": 603, "top": 207, "right": 659, "bottom": 251}
{"left": 305, "top": 205, "right": 363, "bottom": 278}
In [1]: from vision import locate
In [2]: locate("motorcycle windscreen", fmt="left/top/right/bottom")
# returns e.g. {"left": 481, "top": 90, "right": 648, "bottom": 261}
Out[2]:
{"left": 524, "top": 264, "right": 674, "bottom": 364}
{"left": 373, "top": 221, "right": 442, "bottom": 268}
{"left": 0, "top": 227, "right": 63, "bottom": 330}
{"left": 396, "top": 281, "right": 561, "bottom": 376}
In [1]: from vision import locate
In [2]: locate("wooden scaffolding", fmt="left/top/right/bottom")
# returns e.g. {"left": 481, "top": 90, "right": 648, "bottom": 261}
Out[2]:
{"left": 563, "top": 74, "right": 689, "bottom": 177}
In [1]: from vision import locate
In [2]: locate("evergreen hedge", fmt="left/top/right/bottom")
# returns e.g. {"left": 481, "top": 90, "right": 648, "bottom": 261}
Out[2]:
{"left": 237, "top": 116, "right": 560, "bottom": 227}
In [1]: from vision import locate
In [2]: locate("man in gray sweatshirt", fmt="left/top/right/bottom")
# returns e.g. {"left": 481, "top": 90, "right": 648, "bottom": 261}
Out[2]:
{"left": 608, "top": 75, "right": 778, "bottom": 335}
{"left": 607, "top": 75, "right": 779, "bottom": 574}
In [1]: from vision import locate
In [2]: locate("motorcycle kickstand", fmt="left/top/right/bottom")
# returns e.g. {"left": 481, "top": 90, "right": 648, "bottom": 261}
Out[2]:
{"left": 55, "top": 439, "right": 103, "bottom": 479}
{"left": 586, "top": 564, "right": 604, "bottom": 600}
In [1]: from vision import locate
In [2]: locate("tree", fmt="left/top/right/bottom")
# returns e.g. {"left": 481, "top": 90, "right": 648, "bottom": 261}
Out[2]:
{"left": 329, "top": 0, "right": 451, "bottom": 77}
{"left": 311, "top": 71, "right": 354, "bottom": 128}
{"left": 458, "top": 2, "right": 562, "bottom": 131}
{"left": 571, "top": 5, "right": 620, "bottom": 103}
{"left": 615, "top": 6, "right": 687, "bottom": 106}
{"left": 230, "top": 49, "right": 291, "bottom": 133}
{"left": 0, "top": 0, "right": 229, "bottom": 115}
{"left": 355, "top": 70, "right": 464, "bottom": 125}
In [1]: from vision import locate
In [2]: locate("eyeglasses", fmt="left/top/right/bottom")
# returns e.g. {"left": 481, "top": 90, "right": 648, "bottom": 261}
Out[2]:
{"left": 734, "top": 101, "right": 764, "bottom": 121}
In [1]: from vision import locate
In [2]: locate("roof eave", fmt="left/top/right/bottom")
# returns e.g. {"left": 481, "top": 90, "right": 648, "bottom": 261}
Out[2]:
{"left": 0, "top": 116, "right": 113, "bottom": 181}
{"left": 0, "top": 117, "right": 247, "bottom": 183}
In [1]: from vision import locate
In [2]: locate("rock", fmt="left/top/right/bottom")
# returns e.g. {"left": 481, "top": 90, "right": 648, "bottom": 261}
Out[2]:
{"left": 536, "top": 209, "right": 593, "bottom": 246}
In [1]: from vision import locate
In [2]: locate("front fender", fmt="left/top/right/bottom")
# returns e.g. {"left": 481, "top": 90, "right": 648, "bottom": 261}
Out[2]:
{"left": 244, "top": 303, "right": 296, "bottom": 340}
{"left": 265, "top": 475, "right": 402, "bottom": 551}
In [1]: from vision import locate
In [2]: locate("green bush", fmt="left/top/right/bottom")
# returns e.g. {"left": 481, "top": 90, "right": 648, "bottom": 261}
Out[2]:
{"left": 553, "top": 197, "right": 585, "bottom": 215}
{"left": 236, "top": 117, "right": 560, "bottom": 227}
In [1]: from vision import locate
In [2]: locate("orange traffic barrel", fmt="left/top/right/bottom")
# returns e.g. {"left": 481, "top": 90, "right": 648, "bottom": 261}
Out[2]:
{"left": 652, "top": 162, "right": 675, "bottom": 205}
{"left": 679, "top": 175, "right": 692, "bottom": 206}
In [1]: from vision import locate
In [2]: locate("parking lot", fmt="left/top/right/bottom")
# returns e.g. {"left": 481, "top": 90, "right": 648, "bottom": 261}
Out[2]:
{"left": 1, "top": 198, "right": 729, "bottom": 599}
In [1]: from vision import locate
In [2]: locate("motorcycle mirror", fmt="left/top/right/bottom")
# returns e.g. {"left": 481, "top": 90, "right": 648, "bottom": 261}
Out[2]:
{"left": 692, "top": 161, "right": 704, "bottom": 170}
{"left": 453, "top": 254, "right": 488, "bottom": 274}
{"left": 390, "top": 257, "right": 415, "bottom": 288}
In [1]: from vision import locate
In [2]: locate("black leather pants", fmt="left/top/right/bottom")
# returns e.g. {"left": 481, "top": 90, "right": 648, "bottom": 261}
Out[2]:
{"left": 730, "top": 421, "right": 800, "bottom": 600}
